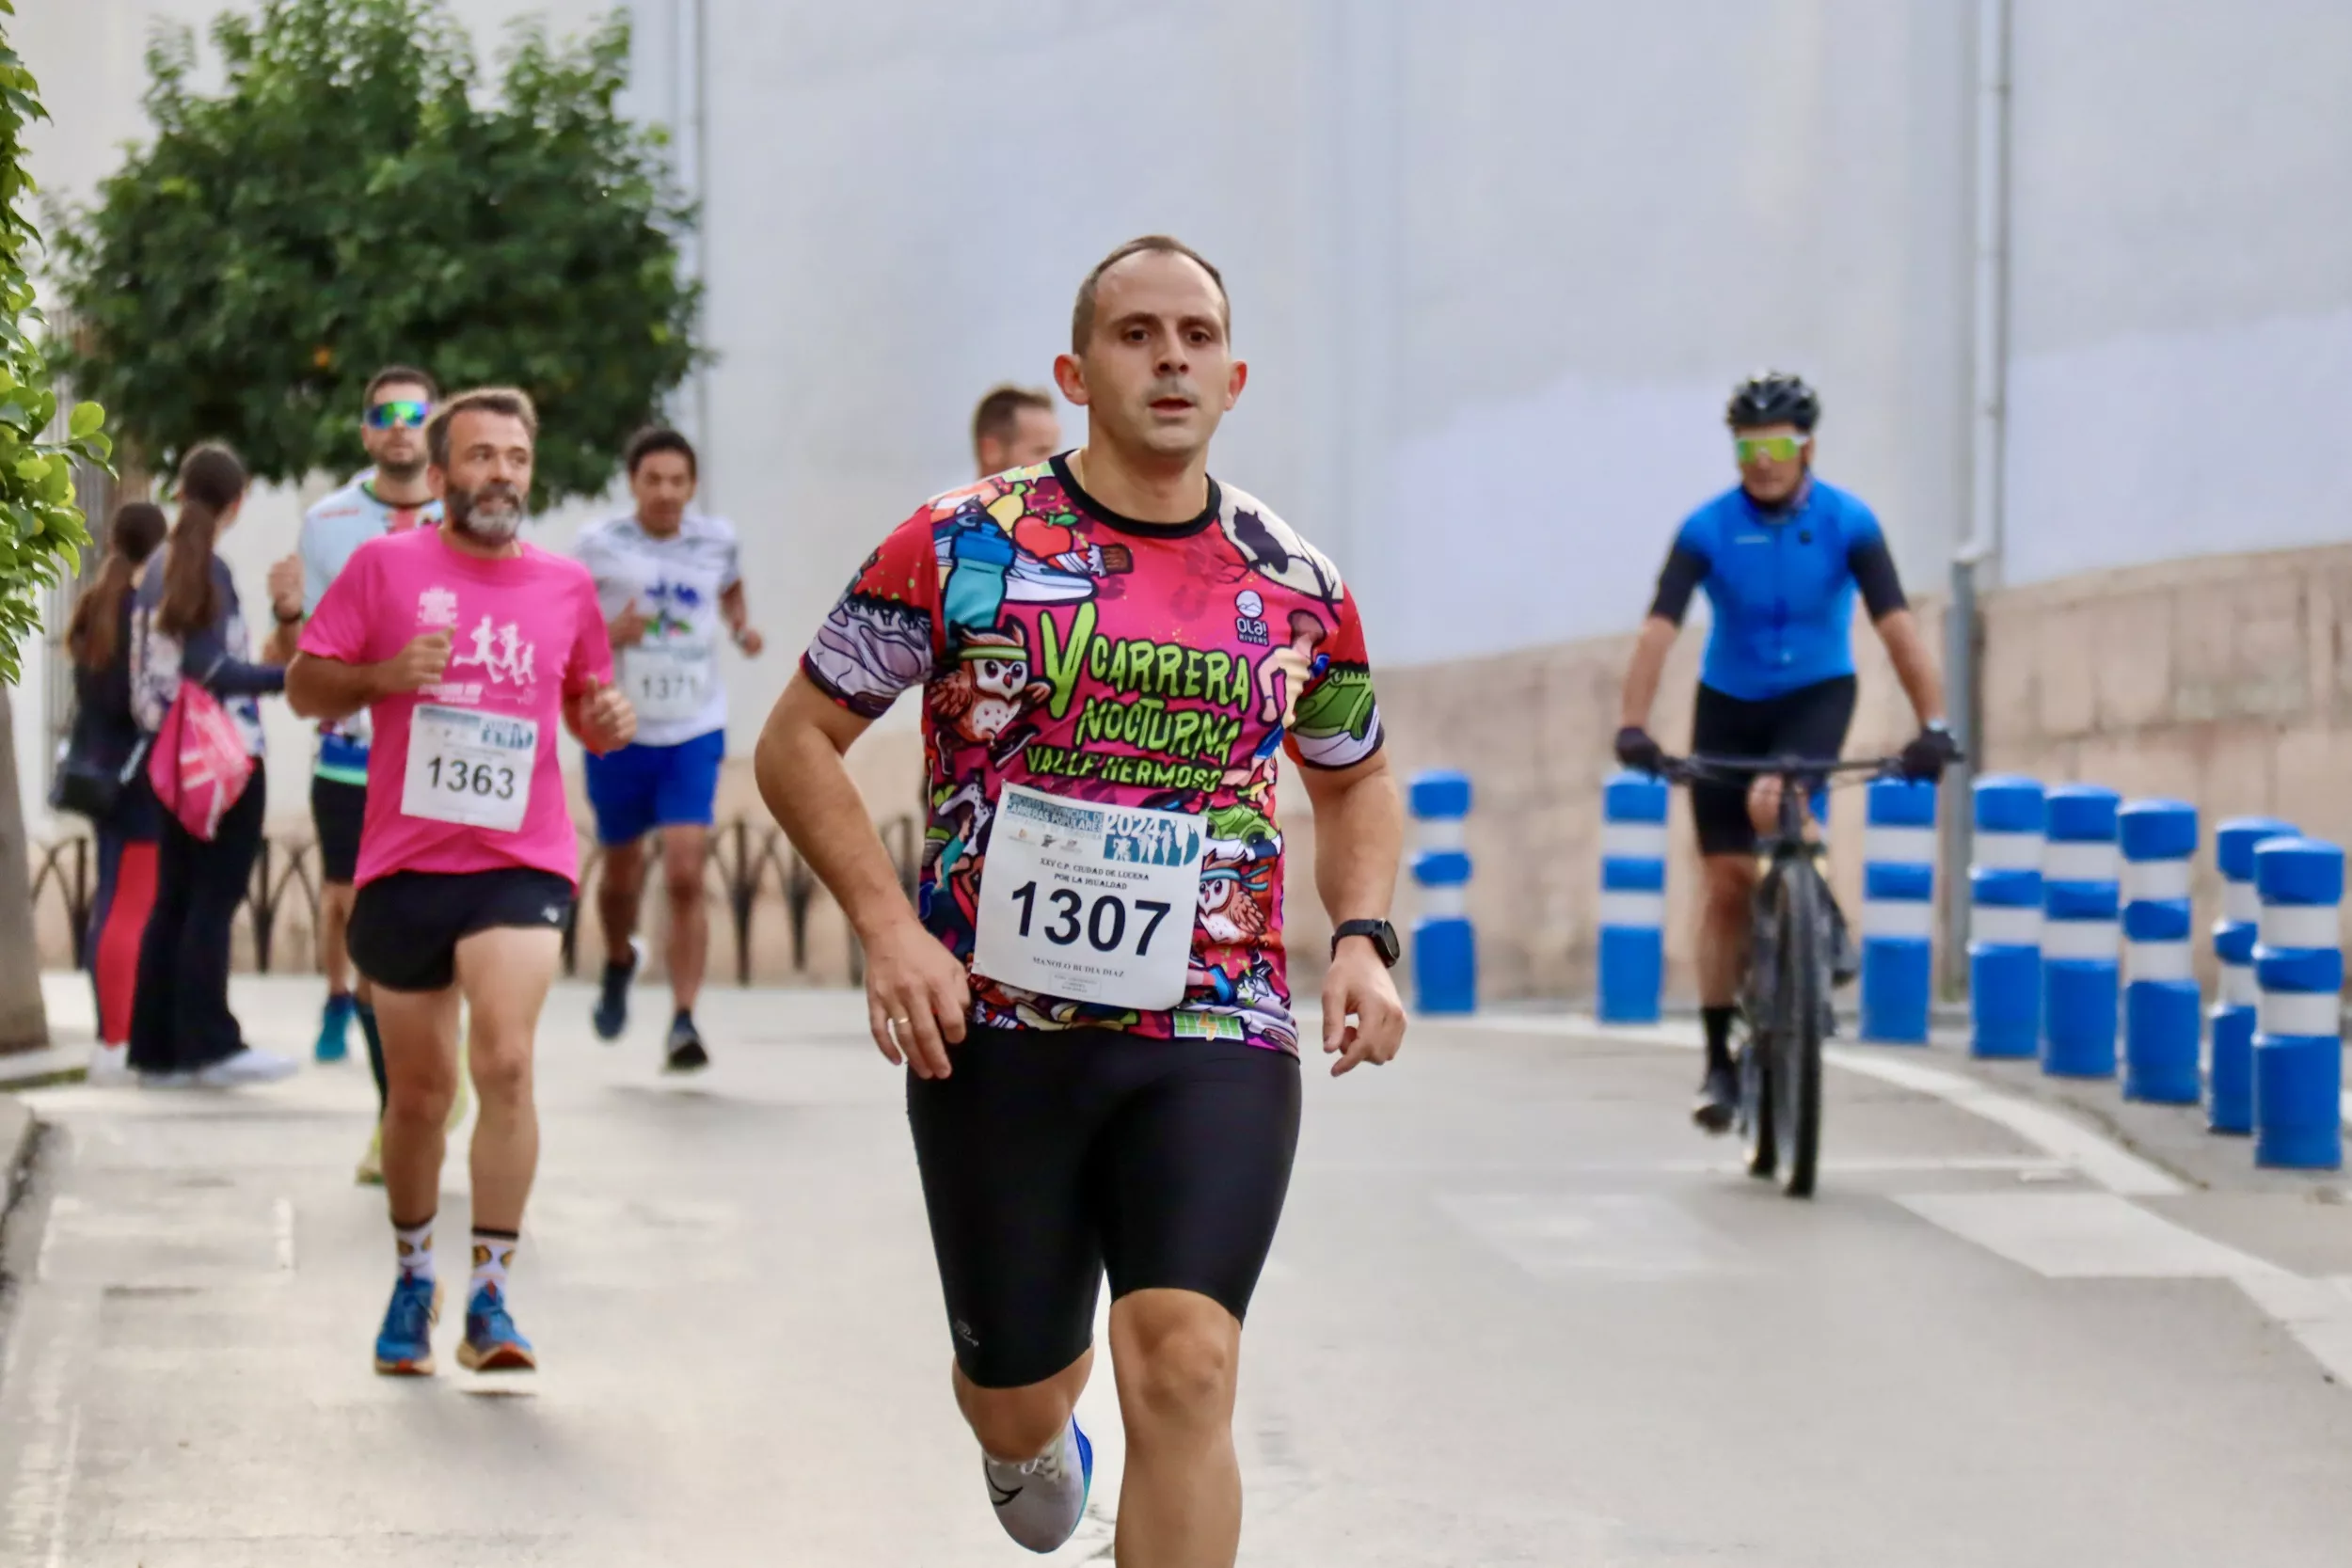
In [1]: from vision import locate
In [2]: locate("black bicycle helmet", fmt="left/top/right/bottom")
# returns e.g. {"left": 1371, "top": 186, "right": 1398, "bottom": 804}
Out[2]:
{"left": 1724, "top": 371, "right": 1820, "bottom": 432}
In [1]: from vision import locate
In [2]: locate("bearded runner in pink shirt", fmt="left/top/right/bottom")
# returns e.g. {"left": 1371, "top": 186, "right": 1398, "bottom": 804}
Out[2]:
{"left": 290, "top": 388, "right": 635, "bottom": 1377}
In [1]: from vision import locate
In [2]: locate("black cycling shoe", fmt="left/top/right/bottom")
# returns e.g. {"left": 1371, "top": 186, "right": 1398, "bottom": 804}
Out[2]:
{"left": 663, "top": 1012, "right": 710, "bottom": 1074}
{"left": 1692, "top": 1062, "right": 1739, "bottom": 1134}
{"left": 1829, "top": 899, "right": 1861, "bottom": 988}
{"left": 592, "top": 945, "right": 638, "bottom": 1042}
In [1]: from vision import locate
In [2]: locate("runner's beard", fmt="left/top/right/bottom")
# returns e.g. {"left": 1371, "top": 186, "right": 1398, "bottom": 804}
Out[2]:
{"left": 376, "top": 455, "right": 427, "bottom": 486}
{"left": 446, "top": 482, "right": 527, "bottom": 545}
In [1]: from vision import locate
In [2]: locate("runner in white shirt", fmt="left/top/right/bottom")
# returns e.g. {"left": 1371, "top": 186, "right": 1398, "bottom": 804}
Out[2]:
{"left": 573, "top": 429, "right": 764, "bottom": 1070}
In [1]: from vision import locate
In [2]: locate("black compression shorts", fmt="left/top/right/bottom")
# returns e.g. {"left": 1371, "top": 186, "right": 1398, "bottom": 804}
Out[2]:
{"left": 310, "top": 776, "right": 368, "bottom": 886}
{"left": 348, "top": 867, "right": 576, "bottom": 993}
{"left": 906, "top": 1026, "right": 1302, "bottom": 1390}
{"left": 1688, "top": 675, "right": 1858, "bottom": 857}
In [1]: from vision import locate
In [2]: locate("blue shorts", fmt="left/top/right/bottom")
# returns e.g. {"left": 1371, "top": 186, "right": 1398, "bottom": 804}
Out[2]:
{"left": 582, "top": 728, "right": 724, "bottom": 847}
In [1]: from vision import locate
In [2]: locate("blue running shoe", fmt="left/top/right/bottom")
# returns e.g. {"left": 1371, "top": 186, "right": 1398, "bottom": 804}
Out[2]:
{"left": 373, "top": 1275, "right": 440, "bottom": 1376}
{"left": 983, "top": 1416, "right": 1093, "bottom": 1552}
{"left": 314, "top": 992, "right": 355, "bottom": 1064}
{"left": 458, "top": 1285, "right": 537, "bottom": 1372}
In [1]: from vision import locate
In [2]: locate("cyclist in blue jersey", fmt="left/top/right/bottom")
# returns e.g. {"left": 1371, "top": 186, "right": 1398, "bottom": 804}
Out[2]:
{"left": 1614, "top": 372, "right": 1957, "bottom": 1132}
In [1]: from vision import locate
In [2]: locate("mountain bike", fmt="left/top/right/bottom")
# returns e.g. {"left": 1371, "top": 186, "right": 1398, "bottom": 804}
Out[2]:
{"left": 1660, "top": 752, "right": 1915, "bottom": 1198}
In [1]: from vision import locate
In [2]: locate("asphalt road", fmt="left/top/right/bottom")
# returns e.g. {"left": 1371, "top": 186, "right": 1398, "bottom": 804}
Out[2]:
{"left": 5, "top": 977, "right": 2352, "bottom": 1566}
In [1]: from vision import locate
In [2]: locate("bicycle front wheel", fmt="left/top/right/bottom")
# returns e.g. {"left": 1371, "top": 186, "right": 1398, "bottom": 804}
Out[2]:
{"left": 1772, "top": 861, "right": 1827, "bottom": 1197}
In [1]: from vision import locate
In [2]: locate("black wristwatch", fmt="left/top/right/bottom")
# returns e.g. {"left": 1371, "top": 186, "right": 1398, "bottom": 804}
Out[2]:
{"left": 1331, "top": 919, "right": 1401, "bottom": 968}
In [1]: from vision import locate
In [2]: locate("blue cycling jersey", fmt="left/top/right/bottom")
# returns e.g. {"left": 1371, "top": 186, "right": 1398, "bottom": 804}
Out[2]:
{"left": 1658, "top": 479, "right": 1901, "bottom": 702}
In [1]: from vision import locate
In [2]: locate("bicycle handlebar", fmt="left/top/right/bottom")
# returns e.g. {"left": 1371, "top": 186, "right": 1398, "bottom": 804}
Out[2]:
{"left": 1655, "top": 752, "right": 1915, "bottom": 787}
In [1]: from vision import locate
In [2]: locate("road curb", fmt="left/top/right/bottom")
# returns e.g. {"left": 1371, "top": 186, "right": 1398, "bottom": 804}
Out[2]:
{"left": 0, "top": 1093, "right": 34, "bottom": 1215}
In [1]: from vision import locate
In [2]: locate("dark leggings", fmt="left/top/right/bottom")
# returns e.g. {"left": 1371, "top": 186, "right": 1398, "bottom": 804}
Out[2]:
{"left": 87, "top": 825, "right": 160, "bottom": 1047}
{"left": 128, "top": 770, "right": 265, "bottom": 1075}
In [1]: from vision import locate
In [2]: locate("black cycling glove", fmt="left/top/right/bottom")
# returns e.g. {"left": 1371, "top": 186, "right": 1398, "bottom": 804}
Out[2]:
{"left": 1614, "top": 726, "right": 1665, "bottom": 775}
{"left": 1899, "top": 724, "right": 1961, "bottom": 783}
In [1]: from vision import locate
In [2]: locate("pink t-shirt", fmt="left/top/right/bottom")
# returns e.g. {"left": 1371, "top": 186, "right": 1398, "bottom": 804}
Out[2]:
{"left": 299, "top": 526, "right": 613, "bottom": 887}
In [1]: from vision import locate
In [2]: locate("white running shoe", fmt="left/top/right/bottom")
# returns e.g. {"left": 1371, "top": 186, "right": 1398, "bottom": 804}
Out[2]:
{"left": 87, "top": 1043, "right": 133, "bottom": 1085}
{"left": 983, "top": 1418, "right": 1093, "bottom": 1553}
{"left": 195, "top": 1048, "right": 299, "bottom": 1088}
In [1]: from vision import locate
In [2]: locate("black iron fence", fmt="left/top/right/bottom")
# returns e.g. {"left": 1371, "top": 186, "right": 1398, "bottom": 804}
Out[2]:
{"left": 32, "top": 814, "right": 922, "bottom": 984}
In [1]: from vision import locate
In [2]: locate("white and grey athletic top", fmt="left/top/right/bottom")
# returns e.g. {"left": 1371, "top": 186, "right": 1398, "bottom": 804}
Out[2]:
{"left": 573, "top": 510, "right": 743, "bottom": 748}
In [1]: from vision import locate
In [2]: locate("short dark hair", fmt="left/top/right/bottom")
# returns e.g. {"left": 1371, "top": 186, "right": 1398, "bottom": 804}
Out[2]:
{"left": 1071, "top": 235, "right": 1230, "bottom": 353}
{"left": 426, "top": 387, "right": 538, "bottom": 469}
{"left": 970, "top": 386, "right": 1056, "bottom": 457}
{"left": 625, "top": 426, "right": 698, "bottom": 479}
{"left": 364, "top": 364, "right": 438, "bottom": 407}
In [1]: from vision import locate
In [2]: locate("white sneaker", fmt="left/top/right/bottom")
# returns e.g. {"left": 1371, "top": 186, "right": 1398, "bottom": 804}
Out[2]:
{"left": 137, "top": 1069, "right": 198, "bottom": 1090}
{"left": 983, "top": 1418, "right": 1093, "bottom": 1552}
{"left": 87, "top": 1043, "right": 133, "bottom": 1085}
{"left": 195, "top": 1048, "right": 299, "bottom": 1088}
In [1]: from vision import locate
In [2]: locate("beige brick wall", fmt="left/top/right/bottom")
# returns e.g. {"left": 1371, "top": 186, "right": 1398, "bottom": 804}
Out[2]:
{"left": 1363, "top": 541, "right": 2352, "bottom": 1006}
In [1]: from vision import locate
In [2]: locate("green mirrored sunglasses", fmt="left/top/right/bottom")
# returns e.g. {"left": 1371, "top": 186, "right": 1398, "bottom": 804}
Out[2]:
{"left": 1734, "top": 434, "right": 1807, "bottom": 465}
{"left": 366, "top": 400, "right": 431, "bottom": 430}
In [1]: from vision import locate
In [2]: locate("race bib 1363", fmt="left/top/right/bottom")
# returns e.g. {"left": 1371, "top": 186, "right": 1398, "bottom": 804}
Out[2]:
{"left": 400, "top": 704, "right": 536, "bottom": 832}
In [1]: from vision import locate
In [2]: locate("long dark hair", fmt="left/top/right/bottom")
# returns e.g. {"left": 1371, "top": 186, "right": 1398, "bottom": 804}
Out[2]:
{"left": 155, "top": 445, "right": 247, "bottom": 638}
{"left": 67, "top": 501, "right": 168, "bottom": 671}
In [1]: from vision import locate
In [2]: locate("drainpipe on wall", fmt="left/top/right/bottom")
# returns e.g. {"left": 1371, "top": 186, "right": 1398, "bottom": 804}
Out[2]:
{"left": 673, "top": 0, "right": 713, "bottom": 505}
{"left": 1944, "top": 0, "right": 2011, "bottom": 992}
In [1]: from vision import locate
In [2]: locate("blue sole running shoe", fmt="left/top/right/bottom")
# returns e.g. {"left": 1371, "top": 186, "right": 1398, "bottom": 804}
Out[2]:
{"left": 985, "top": 1416, "right": 1093, "bottom": 1552}
{"left": 458, "top": 1284, "right": 537, "bottom": 1372}
{"left": 373, "top": 1275, "right": 441, "bottom": 1376}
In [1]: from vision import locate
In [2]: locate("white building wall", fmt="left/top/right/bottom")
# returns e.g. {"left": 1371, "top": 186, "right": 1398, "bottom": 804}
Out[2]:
{"left": 14, "top": 0, "right": 2352, "bottom": 833}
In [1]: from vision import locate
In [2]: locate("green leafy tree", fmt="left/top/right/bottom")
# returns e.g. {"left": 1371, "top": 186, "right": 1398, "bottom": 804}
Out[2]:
{"left": 2, "top": 2, "right": 109, "bottom": 684}
{"left": 2, "top": 0, "right": 113, "bottom": 1050}
{"left": 51, "top": 0, "right": 702, "bottom": 505}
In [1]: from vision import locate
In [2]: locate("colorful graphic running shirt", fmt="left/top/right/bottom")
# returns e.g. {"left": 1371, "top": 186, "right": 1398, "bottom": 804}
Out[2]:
{"left": 573, "top": 511, "right": 741, "bottom": 748}
{"left": 300, "top": 474, "right": 442, "bottom": 784}
{"left": 299, "top": 526, "right": 613, "bottom": 888}
{"left": 801, "top": 455, "right": 1385, "bottom": 1053}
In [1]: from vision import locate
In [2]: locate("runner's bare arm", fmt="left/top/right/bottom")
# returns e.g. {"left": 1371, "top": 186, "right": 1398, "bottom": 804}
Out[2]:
{"left": 1296, "top": 750, "right": 1407, "bottom": 1074}
{"left": 286, "top": 631, "right": 451, "bottom": 721}
{"left": 720, "top": 581, "right": 763, "bottom": 657}
{"left": 755, "top": 671, "right": 967, "bottom": 1076}
{"left": 1872, "top": 608, "right": 1947, "bottom": 726}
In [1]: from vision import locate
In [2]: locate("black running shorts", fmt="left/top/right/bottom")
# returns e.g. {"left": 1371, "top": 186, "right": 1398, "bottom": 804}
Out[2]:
{"left": 348, "top": 867, "right": 576, "bottom": 993}
{"left": 906, "top": 1026, "right": 1303, "bottom": 1390}
{"left": 310, "top": 776, "right": 368, "bottom": 886}
{"left": 1688, "top": 675, "right": 1858, "bottom": 857}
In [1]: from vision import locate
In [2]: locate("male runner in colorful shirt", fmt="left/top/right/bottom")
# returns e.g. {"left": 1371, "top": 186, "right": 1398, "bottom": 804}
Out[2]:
{"left": 289, "top": 388, "right": 634, "bottom": 1377}
{"left": 278, "top": 367, "right": 447, "bottom": 1182}
{"left": 574, "top": 428, "right": 764, "bottom": 1070}
{"left": 757, "top": 236, "right": 1406, "bottom": 1565}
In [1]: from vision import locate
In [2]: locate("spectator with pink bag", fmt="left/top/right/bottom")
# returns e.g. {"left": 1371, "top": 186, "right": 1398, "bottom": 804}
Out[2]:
{"left": 128, "top": 444, "right": 298, "bottom": 1087}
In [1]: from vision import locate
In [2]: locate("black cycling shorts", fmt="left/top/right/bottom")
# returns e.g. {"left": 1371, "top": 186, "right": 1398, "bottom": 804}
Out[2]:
{"left": 906, "top": 1026, "right": 1302, "bottom": 1390}
{"left": 310, "top": 776, "right": 368, "bottom": 886}
{"left": 348, "top": 867, "right": 576, "bottom": 993}
{"left": 1688, "top": 675, "right": 1858, "bottom": 857}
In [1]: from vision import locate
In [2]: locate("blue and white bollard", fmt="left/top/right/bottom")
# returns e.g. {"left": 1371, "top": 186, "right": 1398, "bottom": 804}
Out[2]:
{"left": 2252, "top": 837, "right": 2344, "bottom": 1171}
{"left": 1408, "top": 770, "right": 1476, "bottom": 1015}
{"left": 2042, "top": 784, "right": 2122, "bottom": 1078}
{"left": 2120, "top": 800, "right": 2199, "bottom": 1104}
{"left": 1597, "top": 771, "right": 1668, "bottom": 1024}
{"left": 2210, "top": 816, "right": 2296, "bottom": 1134}
{"left": 1861, "top": 778, "right": 1938, "bottom": 1044}
{"left": 1969, "top": 776, "right": 2045, "bottom": 1059}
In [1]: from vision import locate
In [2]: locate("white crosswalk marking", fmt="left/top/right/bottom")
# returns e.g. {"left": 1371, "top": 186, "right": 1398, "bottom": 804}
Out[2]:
{"left": 1896, "top": 1193, "right": 2282, "bottom": 1279}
